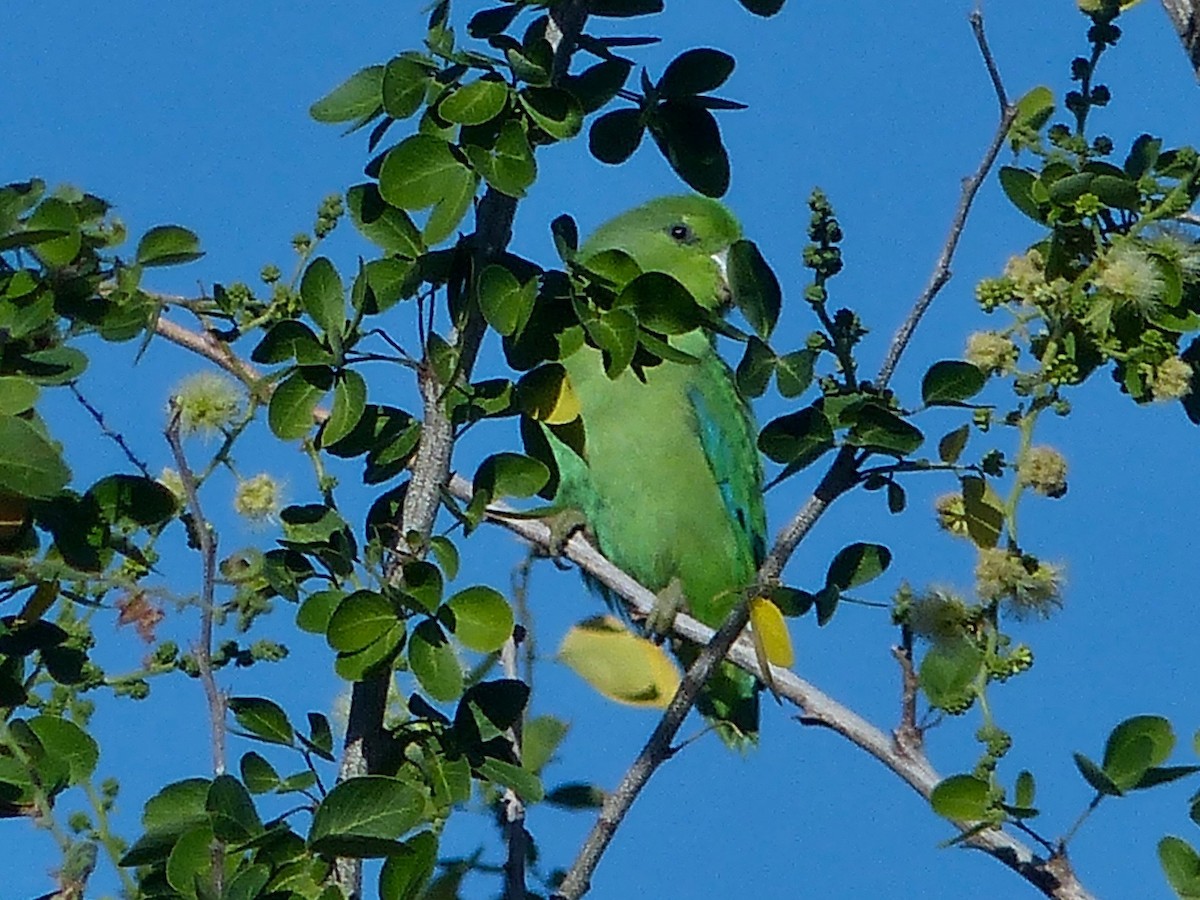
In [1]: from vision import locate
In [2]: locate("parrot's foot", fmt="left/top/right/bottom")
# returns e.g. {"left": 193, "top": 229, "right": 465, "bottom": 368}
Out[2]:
{"left": 541, "top": 507, "right": 590, "bottom": 558}
{"left": 645, "top": 578, "right": 686, "bottom": 641}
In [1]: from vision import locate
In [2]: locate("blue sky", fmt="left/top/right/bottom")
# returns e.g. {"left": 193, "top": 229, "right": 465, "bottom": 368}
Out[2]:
{"left": 4, "top": 1, "right": 1200, "bottom": 898}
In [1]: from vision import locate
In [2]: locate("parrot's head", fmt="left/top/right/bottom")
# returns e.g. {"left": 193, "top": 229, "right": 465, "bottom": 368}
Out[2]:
{"left": 581, "top": 195, "right": 742, "bottom": 311}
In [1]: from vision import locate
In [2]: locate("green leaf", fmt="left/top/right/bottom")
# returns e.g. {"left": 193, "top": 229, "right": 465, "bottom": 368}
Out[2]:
{"left": 88, "top": 474, "right": 177, "bottom": 528}
{"left": 477, "top": 757, "right": 544, "bottom": 802}
{"left": 464, "top": 119, "right": 537, "bottom": 198}
{"left": 382, "top": 57, "right": 430, "bottom": 120}
{"left": 301, "top": 257, "right": 344, "bottom": 336}
{"left": 660, "top": 49, "right": 735, "bottom": 98}
{"left": 1125, "top": 134, "right": 1162, "bottom": 179}
{"left": 938, "top": 425, "right": 970, "bottom": 465}
{"left": 141, "top": 778, "right": 211, "bottom": 835}
{"left": 1009, "top": 86, "right": 1054, "bottom": 138}
{"left": 1091, "top": 174, "right": 1140, "bottom": 211}
{"left": 589, "top": 108, "right": 645, "bottom": 165}
{"left": 444, "top": 586, "right": 514, "bottom": 652}
{"left": 736, "top": 336, "right": 775, "bottom": 398}
{"left": 311, "top": 65, "right": 384, "bottom": 123}
{"left": 998, "top": 167, "right": 1044, "bottom": 223}
{"left": 758, "top": 406, "right": 834, "bottom": 466}
{"left": 228, "top": 697, "right": 295, "bottom": 747}
{"left": 26, "top": 199, "right": 80, "bottom": 267}
{"left": 225, "top": 865, "right": 271, "bottom": 900}
{"left": 423, "top": 167, "right": 477, "bottom": 245}
{"left": 518, "top": 87, "right": 583, "bottom": 141}
{"left": 1014, "top": 770, "right": 1035, "bottom": 808}
{"left": 136, "top": 225, "right": 203, "bottom": 267}
{"left": 17, "top": 347, "right": 88, "bottom": 385}
{"left": 324, "top": 370, "right": 368, "bottom": 447}
{"left": 327, "top": 591, "right": 398, "bottom": 654}
{"left": 1073, "top": 752, "right": 1123, "bottom": 796}
{"left": 268, "top": 368, "right": 331, "bottom": 440}
{"left": 429, "top": 536, "right": 460, "bottom": 581}
{"left": 402, "top": 560, "right": 444, "bottom": 613}
{"left": 478, "top": 264, "right": 534, "bottom": 337}
{"left": 167, "top": 824, "right": 214, "bottom": 895}
{"left": 728, "top": 240, "right": 781, "bottom": 339}
{"left": 27, "top": 716, "right": 98, "bottom": 784}
{"left": 1103, "top": 715, "right": 1174, "bottom": 790}
{"left": 922, "top": 361, "right": 986, "bottom": 406}
{"left": 591, "top": 0, "right": 664, "bottom": 14}
{"left": 620, "top": 271, "right": 702, "bottom": 335}
{"left": 961, "top": 475, "right": 1004, "bottom": 549}
{"left": 648, "top": 100, "right": 729, "bottom": 197}
{"left": 473, "top": 452, "right": 550, "bottom": 500}
{"left": 522, "top": 715, "right": 569, "bottom": 773}
{"left": 440, "top": 76, "right": 509, "bottom": 126}
{"left": 308, "top": 776, "right": 425, "bottom": 857}
{"left": 251, "top": 320, "right": 331, "bottom": 365}
{"left": 379, "top": 135, "right": 471, "bottom": 211}
{"left": 410, "top": 619, "right": 463, "bottom": 702}
{"left": 240, "top": 752, "right": 281, "bottom": 794}
{"left": 919, "top": 638, "right": 983, "bottom": 710}
{"left": 565, "top": 59, "right": 632, "bottom": 113}
{"left": 775, "top": 349, "right": 816, "bottom": 398}
{"left": 546, "top": 782, "right": 606, "bottom": 809}
{"left": 347, "top": 183, "right": 425, "bottom": 257}
{"left": 738, "top": 0, "right": 786, "bottom": 14}
{"left": 846, "top": 404, "right": 924, "bottom": 456}
{"left": 930, "top": 774, "right": 991, "bottom": 820}
{"left": 207, "top": 774, "right": 263, "bottom": 842}
{"left": 468, "top": 5, "right": 521, "bottom": 38}
{"left": 1160, "top": 836, "right": 1200, "bottom": 898}
{"left": 825, "top": 542, "right": 891, "bottom": 590}
{"left": 306, "top": 712, "right": 335, "bottom": 760}
{"left": 379, "top": 831, "right": 438, "bottom": 900}
{"left": 0, "top": 414, "right": 70, "bottom": 499}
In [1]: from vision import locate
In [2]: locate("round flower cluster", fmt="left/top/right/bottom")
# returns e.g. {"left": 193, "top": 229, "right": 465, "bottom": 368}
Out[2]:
{"left": 1018, "top": 446, "right": 1068, "bottom": 498}
{"left": 934, "top": 493, "right": 969, "bottom": 538}
{"left": 1150, "top": 356, "right": 1194, "bottom": 402}
{"left": 171, "top": 373, "right": 244, "bottom": 437}
{"left": 234, "top": 474, "right": 282, "bottom": 524}
{"left": 974, "top": 548, "right": 1063, "bottom": 618}
{"left": 966, "top": 331, "right": 1019, "bottom": 376}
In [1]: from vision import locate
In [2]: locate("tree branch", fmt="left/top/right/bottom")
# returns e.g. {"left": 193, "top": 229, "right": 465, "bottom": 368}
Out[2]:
{"left": 875, "top": 10, "right": 1016, "bottom": 390}
{"left": 1159, "top": 0, "right": 1200, "bottom": 77}
{"left": 164, "top": 406, "right": 227, "bottom": 896}
{"left": 453, "top": 476, "right": 1096, "bottom": 900}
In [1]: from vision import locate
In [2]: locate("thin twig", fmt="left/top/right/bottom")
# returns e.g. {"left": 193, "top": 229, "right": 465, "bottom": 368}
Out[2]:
{"left": 500, "top": 631, "right": 528, "bottom": 900}
{"left": 69, "top": 384, "right": 152, "bottom": 477}
{"left": 893, "top": 636, "right": 923, "bottom": 757}
{"left": 875, "top": 11, "right": 1016, "bottom": 390}
{"left": 164, "top": 405, "right": 226, "bottom": 894}
{"left": 456, "top": 476, "right": 1096, "bottom": 900}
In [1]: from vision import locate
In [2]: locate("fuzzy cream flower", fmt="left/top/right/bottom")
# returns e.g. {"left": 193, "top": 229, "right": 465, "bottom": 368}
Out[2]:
{"left": 1018, "top": 446, "right": 1068, "bottom": 498}
{"left": 1151, "top": 356, "right": 1194, "bottom": 402}
{"left": 975, "top": 548, "right": 1063, "bottom": 617}
{"left": 234, "top": 474, "right": 283, "bottom": 523}
{"left": 1094, "top": 244, "right": 1165, "bottom": 316}
{"left": 966, "top": 331, "right": 1019, "bottom": 376}
{"left": 171, "top": 372, "right": 244, "bottom": 436}
{"left": 934, "top": 493, "right": 969, "bottom": 538}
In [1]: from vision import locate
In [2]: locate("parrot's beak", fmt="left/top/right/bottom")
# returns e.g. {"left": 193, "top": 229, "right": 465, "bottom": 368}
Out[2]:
{"left": 711, "top": 248, "right": 733, "bottom": 309}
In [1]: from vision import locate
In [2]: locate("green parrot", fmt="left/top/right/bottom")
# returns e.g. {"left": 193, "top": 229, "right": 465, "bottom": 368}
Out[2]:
{"left": 546, "top": 195, "right": 770, "bottom": 747}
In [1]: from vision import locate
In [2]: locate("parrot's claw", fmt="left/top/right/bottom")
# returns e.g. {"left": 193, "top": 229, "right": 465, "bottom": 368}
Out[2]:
{"left": 542, "top": 507, "right": 590, "bottom": 559}
{"left": 645, "top": 578, "right": 686, "bottom": 641}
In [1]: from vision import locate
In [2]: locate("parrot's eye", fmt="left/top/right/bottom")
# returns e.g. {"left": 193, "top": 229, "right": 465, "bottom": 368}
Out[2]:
{"left": 667, "top": 223, "right": 695, "bottom": 243}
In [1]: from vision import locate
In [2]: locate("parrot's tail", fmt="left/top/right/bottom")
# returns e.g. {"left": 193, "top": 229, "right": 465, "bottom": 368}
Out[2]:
{"left": 675, "top": 643, "right": 761, "bottom": 750}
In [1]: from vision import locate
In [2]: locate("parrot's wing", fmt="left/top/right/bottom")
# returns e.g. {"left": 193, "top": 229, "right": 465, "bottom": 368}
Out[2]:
{"left": 685, "top": 356, "right": 766, "bottom": 568}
